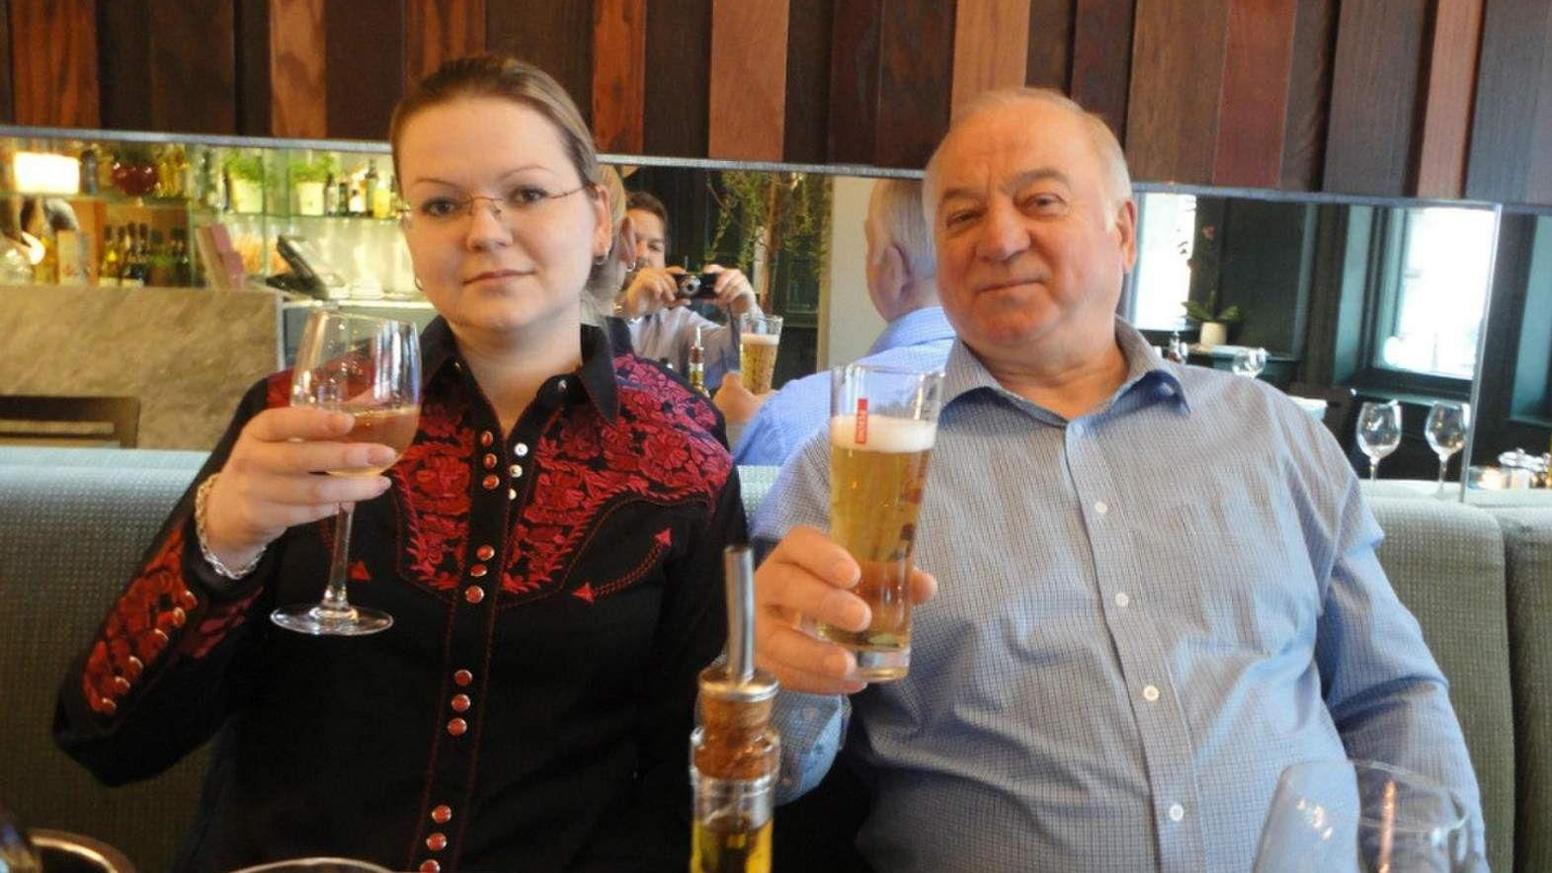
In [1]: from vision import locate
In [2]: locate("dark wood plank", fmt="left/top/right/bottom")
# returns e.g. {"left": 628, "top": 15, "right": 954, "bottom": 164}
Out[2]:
{"left": 486, "top": 0, "right": 592, "bottom": 124}
{"left": 235, "top": 0, "right": 272, "bottom": 136}
{"left": 1126, "top": 0, "right": 1231, "bottom": 184}
{"left": 10, "top": 0, "right": 99, "bottom": 128}
{"left": 783, "top": 0, "right": 834, "bottom": 162}
{"left": 1279, "top": 0, "right": 1336, "bottom": 190}
{"left": 95, "top": 0, "right": 152, "bottom": 130}
{"left": 0, "top": 0, "right": 10, "bottom": 123}
{"left": 269, "top": 0, "right": 326, "bottom": 137}
{"left": 952, "top": 0, "right": 1030, "bottom": 115}
{"left": 1321, "top": 0, "right": 1429, "bottom": 197}
{"left": 1025, "top": 0, "right": 1074, "bottom": 91}
{"left": 1465, "top": 0, "right": 1552, "bottom": 205}
{"left": 1415, "top": 0, "right": 1484, "bottom": 198}
{"left": 708, "top": 0, "right": 789, "bottom": 160}
{"left": 324, "top": 0, "right": 405, "bottom": 139}
{"left": 592, "top": 0, "right": 646, "bottom": 154}
{"left": 148, "top": 0, "right": 237, "bottom": 134}
{"left": 875, "top": 0, "right": 955, "bottom": 168}
{"left": 405, "top": 0, "right": 484, "bottom": 91}
{"left": 826, "top": 0, "right": 883, "bottom": 164}
{"left": 1212, "top": 0, "right": 1297, "bottom": 188}
{"left": 1069, "top": 0, "right": 1134, "bottom": 142}
{"left": 643, "top": 0, "right": 712, "bottom": 157}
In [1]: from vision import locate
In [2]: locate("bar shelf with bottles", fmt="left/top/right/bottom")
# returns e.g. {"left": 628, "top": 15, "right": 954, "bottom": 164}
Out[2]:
{"left": 0, "top": 127, "right": 420, "bottom": 303}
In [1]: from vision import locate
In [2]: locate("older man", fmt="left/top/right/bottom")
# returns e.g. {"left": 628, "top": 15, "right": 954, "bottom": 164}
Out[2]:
{"left": 733, "top": 178, "right": 952, "bottom": 465}
{"left": 751, "top": 88, "right": 1483, "bottom": 871}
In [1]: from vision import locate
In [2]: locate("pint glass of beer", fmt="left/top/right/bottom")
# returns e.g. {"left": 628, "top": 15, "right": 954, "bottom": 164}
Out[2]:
{"left": 820, "top": 364, "right": 944, "bottom": 681}
{"left": 738, "top": 313, "right": 782, "bottom": 394}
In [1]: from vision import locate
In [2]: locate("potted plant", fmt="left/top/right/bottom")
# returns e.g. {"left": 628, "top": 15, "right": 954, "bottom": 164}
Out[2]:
{"left": 224, "top": 152, "right": 266, "bottom": 214}
{"left": 289, "top": 153, "right": 336, "bottom": 216}
{"left": 1180, "top": 222, "right": 1241, "bottom": 348}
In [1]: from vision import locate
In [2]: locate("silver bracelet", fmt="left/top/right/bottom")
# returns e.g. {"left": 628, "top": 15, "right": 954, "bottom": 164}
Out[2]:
{"left": 194, "top": 473, "right": 264, "bottom": 580}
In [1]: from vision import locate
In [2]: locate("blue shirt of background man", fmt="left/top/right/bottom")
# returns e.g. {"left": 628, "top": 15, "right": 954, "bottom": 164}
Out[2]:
{"left": 733, "top": 306, "right": 955, "bottom": 466}
{"left": 752, "top": 319, "right": 1483, "bottom": 873}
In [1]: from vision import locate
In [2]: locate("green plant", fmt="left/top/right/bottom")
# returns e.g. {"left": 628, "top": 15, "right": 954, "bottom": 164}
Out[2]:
{"left": 702, "top": 171, "right": 830, "bottom": 308}
{"left": 223, "top": 152, "right": 266, "bottom": 183}
{"left": 1182, "top": 293, "right": 1241, "bottom": 325}
{"left": 288, "top": 153, "right": 337, "bottom": 184}
{"left": 1180, "top": 223, "right": 1242, "bottom": 324}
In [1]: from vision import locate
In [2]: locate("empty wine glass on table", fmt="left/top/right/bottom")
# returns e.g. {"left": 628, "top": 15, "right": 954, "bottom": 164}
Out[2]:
{"left": 1254, "top": 759, "right": 1479, "bottom": 872}
{"left": 1357, "top": 401, "right": 1403, "bottom": 482}
{"left": 1425, "top": 402, "right": 1469, "bottom": 496}
{"left": 270, "top": 310, "right": 421, "bottom": 637}
{"left": 1232, "top": 346, "right": 1268, "bottom": 378}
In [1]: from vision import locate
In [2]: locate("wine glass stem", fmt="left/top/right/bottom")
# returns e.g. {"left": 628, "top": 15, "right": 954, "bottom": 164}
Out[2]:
{"left": 1437, "top": 457, "right": 1448, "bottom": 491}
{"left": 320, "top": 503, "right": 356, "bottom": 616}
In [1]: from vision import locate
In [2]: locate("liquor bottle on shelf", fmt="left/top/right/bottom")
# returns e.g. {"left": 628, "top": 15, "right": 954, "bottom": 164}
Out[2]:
{"left": 336, "top": 178, "right": 351, "bottom": 216}
{"left": 324, "top": 172, "right": 341, "bottom": 216}
{"left": 98, "top": 225, "right": 121, "bottom": 287}
{"left": 364, "top": 161, "right": 384, "bottom": 218}
{"left": 120, "top": 225, "right": 146, "bottom": 288}
{"left": 147, "top": 229, "right": 171, "bottom": 286}
{"left": 347, "top": 166, "right": 367, "bottom": 216}
{"left": 171, "top": 228, "right": 192, "bottom": 287}
{"left": 79, "top": 146, "right": 100, "bottom": 195}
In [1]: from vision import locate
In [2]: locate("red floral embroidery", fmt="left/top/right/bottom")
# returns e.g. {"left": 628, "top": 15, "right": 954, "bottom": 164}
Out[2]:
{"left": 82, "top": 527, "right": 202, "bottom": 715}
{"left": 396, "top": 390, "right": 475, "bottom": 593}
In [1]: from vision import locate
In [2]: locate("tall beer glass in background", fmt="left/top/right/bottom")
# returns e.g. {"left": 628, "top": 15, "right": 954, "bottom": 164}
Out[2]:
{"left": 738, "top": 313, "right": 782, "bottom": 394}
{"left": 822, "top": 363, "right": 944, "bottom": 681}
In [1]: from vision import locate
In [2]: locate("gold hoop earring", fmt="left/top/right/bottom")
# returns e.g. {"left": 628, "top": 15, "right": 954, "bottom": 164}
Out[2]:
{"left": 414, "top": 277, "right": 424, "bottom": 291}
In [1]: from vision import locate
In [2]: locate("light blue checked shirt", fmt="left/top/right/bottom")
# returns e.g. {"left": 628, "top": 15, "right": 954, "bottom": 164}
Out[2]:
{"left": 734, "top": 306, "right": 956, "bottom": 466}
{"left": 751, "top": 320, "right": 1483, "bottom": 872}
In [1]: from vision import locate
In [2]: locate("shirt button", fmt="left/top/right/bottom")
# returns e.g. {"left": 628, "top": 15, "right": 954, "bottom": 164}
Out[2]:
{"left": 556, "top": 378, "right": 568, "bottom": 392}
{"left": 451, "top": 694, "right": 471, "bottom": 712}
{"left": 481, "top": 473, "right": 500, "bottom": 490}
{"left": 453, "top": 669, "right": 473, "bottom": 686}
{"left": 476, "top": 544, "right": 494, "bottom": 561}
{"left": 419, "top": 861, "right": 441, "bottom": 873}
{"left": 514, "top": 442, "right": 529, "bottom": 457}
{"left": 509, "top": 464, "right": 523, "bottom": 478}
{"left": 1143, "top": 684, "right": 1160, "bottom": 703}
{"left": 431, "top": 804, "right": 452, "bottom": 823}
{"left": 447, "top": 717, "right": 468, "bottom": 736}
{"left": 1115, "top": 592, "right": 1131, "bottom": 608}
{"left": 479, "top": 431, "right": 493, "bottom": 448}
{"left": 482, "top": 453, "right": 497, "bottom": 469}
{"left": 1094, "top": 500, "right": 1109, "bottom": 515}
{"left": 508, "top": 487, "right": 518, "bottom": 500}
{"left": 469, "top": 563, "right": 488, "bottom": 578}
{"left": 1168, "top": 803, "right": 1185, "bottom": 822}
{"left": 426, "top": 833, "right": 448, "bottom": 851}
{"left": 464, "top": 585, "right": 485, "bottom": 604}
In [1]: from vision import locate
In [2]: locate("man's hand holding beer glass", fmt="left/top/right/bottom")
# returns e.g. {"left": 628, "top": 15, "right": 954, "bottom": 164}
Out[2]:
{"left": 754, "top": 364, "right": 945, "bottom": 693}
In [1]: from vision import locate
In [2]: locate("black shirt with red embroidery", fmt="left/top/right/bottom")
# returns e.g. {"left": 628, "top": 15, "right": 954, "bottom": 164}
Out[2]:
{"left": 54, "top": 320, "right": 742, "bottom": 873}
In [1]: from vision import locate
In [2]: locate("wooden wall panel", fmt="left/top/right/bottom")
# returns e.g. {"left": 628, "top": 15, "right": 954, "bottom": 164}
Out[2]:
{"left": 269, "top": 0, "right": 326, "bottom": 138}
{"left": 1279, "top": 0, "right": 1336, "bottom": 190}
{"left": 951, "top": 0, "right": 1030, "bottom": 116}
{"left": 1465, "top": 0, "right": 1552, "bottom": 205}
{"left": 96, "top": 0, "right": 152, "bottom": 131}
{"left": 325, "top": 0, "right": 405, "bottom": 140}
{"left": 1025, "top": 0, "right": 1074, "bottom": 91}
{"left": 1415, "top": 0, "right": 1484, "bottom": 198}
{"left": 1069, "top": 0, "right": 1133, "bottom": 142}
{"left": 405, "top": 0, "right": 485, "bottom": 91}
{"left": 708, "top": 0, "right": 790, "bottom": 161}
{"left": 148, "top": 0, "right": 237, "bottom": 134}
{"left": 1126, "top": 0, "right": 1231, "bottom": 184}
{"left": 592, "top": 0, "right": 646, "bottom": 154}
{"left": 487, "top": 0, "right": 592, "bottom": 123}
{"left": 642, "top": 0, "right": 711, "bottom": 157}
{"left": 235, "top": 0, "right": 272, "bottom": 136}
{"left": 1212, "top": 0, "right": 1297, "bottom": 188}
{"left": 875, "top": 0, "right": 955, "bottom": 168}
{"left": 827, "top": 0, "right": 883, "bottom": 164}
{"left": 10, "top": 0, "right": 98, "bottom": 128}
{"left": 1321, "top": 1, "right": 1429, "bottom": 197}
{"left": 0, "top": 0, "right": 10, "bottom": 123}
{"left": 783, "top": 0, "right": 834, "bottom": 163}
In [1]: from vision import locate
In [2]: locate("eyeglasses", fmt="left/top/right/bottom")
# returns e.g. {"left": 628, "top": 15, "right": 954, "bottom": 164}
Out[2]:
{"left": 399, "top": 183, "right": 593, "bottom": 231}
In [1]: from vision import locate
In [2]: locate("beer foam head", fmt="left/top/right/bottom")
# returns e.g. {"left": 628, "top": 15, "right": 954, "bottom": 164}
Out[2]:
{"left": 741, "top": 332, "right": 779, "bottom": 346}
{"left": 830, "top": 414, "right": 937, "bottom": 451}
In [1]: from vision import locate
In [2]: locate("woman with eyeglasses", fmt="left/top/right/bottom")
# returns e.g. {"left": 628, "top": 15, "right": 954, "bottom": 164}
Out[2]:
{"left": 55, "top": 55, "right": 741, "bottom": 873}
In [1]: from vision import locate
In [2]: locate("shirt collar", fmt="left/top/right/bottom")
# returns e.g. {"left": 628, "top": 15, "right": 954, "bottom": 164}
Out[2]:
{"left": 421, "top": 316, "right": 621, "bottom": 423}
{"left": 867, "top": 306, "right": 957, "bottom": 356}
{"left": 941, "top": 317, "right": 1190, "bottom": 420}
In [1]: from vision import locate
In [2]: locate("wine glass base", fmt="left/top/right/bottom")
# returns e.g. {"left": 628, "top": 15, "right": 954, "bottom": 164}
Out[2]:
{"left": 270, "top": 604, "right": 393, "bottom": 636}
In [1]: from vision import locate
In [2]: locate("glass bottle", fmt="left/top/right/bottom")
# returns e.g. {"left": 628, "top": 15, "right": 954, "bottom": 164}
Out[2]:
{"left": 98, "top": 225, "right": 121, "bottom": 287}
{"left": 324, "top": 172, "right": 340, "bottom": 215}
{"left": 688, "top": 325, "right": 707, "bottom": 395}
{"left": 690, "top": 547, "right": 779, "bottom": 873}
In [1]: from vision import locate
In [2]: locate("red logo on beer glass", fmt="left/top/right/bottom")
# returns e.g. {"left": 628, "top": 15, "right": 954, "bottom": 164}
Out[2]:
{"left": 855, "top": 398, "right": 869, "bottom": 444}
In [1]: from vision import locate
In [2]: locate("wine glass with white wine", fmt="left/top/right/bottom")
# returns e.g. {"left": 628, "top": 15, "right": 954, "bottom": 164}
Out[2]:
{"left": 271, "top": 310, "right": 421, "bottom": 636}
{"left": 1425, "top": 402, "right": 1468, "bottom": 496}
{"left": 1356, "top": 401, "right": 1403, "bottom": 482}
